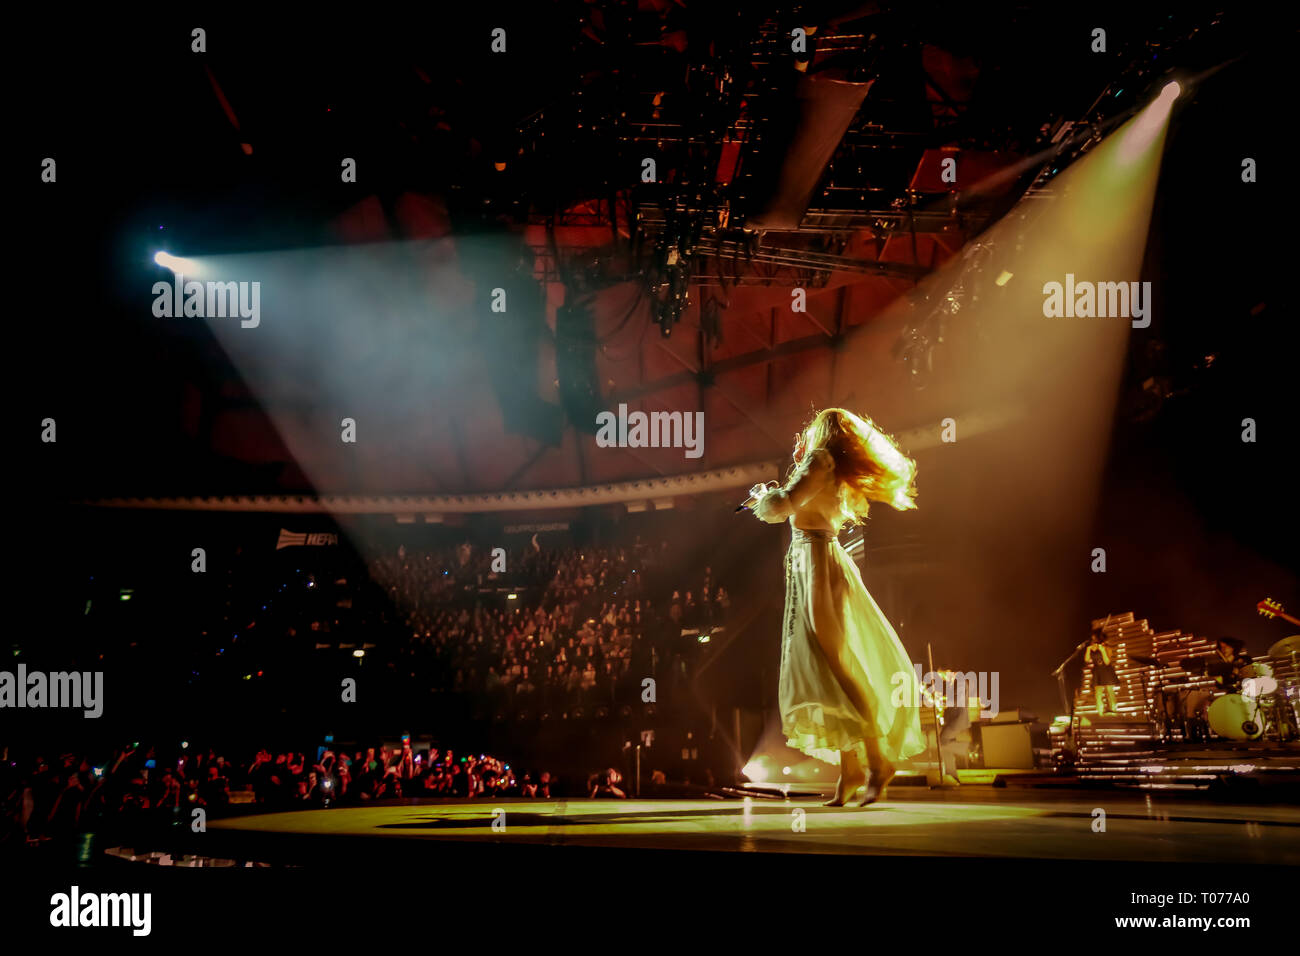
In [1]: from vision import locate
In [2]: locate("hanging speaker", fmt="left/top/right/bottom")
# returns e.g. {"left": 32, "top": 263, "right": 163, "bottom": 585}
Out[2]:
{"left": 556, "top": 302, "right": 603, "bottom": 433}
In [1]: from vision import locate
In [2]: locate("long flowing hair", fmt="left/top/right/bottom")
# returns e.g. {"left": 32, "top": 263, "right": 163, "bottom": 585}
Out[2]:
{"left": 797, "top": 407, "right": 917, "bottom": 524}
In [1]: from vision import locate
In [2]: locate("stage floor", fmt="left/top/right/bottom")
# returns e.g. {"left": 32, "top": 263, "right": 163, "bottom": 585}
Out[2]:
{"left": 204, "top": 788, "right": 1300, "bottom": 865}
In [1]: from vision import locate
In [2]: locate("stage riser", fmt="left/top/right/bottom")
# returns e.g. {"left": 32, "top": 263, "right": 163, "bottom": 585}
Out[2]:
{"left": 1060, "top": 612, "right": 1300, "bottom": 779}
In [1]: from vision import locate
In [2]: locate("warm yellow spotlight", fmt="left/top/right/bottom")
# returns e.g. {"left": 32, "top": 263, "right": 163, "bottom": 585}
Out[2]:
{"left": 1117, "top": 82, "right": 1179, "bottom": 165}
{"left": 995, "top": 270, "right": 1014, "bottom": 287}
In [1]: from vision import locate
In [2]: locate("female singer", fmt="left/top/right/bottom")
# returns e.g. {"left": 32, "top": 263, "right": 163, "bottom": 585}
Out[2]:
{"left": 749, "top": 408, "right": 926, "bottom": 806}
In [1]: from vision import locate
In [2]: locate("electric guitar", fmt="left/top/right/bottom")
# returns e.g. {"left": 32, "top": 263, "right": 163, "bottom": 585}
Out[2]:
{"left": 1256, "top": 598, "right": 1300, "bottom": 628}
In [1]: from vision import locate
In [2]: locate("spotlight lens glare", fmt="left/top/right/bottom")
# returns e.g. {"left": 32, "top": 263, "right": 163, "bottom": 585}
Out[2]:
{"left": 154, "top": 251, "right": 199, "bottom": 275}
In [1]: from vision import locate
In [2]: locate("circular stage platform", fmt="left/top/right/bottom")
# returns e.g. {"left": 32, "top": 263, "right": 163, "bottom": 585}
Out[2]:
{"left": 172, "top": 788, "right": 1300, "bottom": 867}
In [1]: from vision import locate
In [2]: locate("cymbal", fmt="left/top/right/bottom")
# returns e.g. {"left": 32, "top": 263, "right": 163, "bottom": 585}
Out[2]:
{"left": 1268, "top": 635, "right": 1300, "bottom": 659}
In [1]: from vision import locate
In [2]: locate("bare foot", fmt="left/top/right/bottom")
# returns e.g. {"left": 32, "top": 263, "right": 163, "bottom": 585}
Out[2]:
{"left": 823, "top": 771, "right": 865, "bottom": 807}
{"left": 856, "top": 762, "right": 896, "bottom": 806}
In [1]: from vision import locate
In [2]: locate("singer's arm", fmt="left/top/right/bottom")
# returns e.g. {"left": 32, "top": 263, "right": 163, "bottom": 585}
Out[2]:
{"left": 753, "top": 448, "right": 834, "bottom": 523}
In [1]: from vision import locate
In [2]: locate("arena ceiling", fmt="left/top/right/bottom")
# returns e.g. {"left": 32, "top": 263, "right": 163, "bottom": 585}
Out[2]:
{"left": 27, "top": 3, "right": 1264, "bottom": 505}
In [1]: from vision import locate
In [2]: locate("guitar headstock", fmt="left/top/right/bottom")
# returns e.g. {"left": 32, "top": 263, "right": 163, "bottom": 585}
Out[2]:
{"left": 1257, "top": 597, "right": 1283, "bottom": 619}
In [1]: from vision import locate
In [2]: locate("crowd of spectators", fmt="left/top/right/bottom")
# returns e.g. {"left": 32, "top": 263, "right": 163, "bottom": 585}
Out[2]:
{"left": 1, "top": 738, "right": 547, "bottom": 846}
{"left": 2, "top": 536, "right": 730, "bottom": 847}
{"left": 204, "top": 535, "right": 729, "bottom": 725}
{"left": 365, "top": 539, "right": 729, "bottom": 715}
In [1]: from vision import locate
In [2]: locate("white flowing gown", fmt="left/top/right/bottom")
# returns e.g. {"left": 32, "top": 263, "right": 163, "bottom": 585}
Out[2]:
{"left": 753, "top": 448, "right": 926, "bottom": 767}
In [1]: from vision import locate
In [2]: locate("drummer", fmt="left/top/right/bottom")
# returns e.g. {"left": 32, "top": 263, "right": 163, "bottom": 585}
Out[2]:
{"left": 1205, "top": 636, "right": 1252, "bottom": 692}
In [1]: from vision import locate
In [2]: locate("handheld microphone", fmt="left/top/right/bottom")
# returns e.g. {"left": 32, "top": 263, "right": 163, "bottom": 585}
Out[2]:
{"left": 735, "top": 481, "right": 779, "bottom": 513}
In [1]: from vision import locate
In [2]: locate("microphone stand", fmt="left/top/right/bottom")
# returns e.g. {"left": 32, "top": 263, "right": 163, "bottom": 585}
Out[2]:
{"left": 1053, "top": 615, "right": 1112, "bottom": 762}
{"left": 1051, "top": 641, "right": 1089, "bottom": 763}
{"left": 927, "top": 641, "right": 957, "bottom": 788}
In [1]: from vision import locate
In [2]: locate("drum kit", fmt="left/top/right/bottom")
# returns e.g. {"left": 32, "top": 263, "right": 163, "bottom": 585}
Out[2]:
{"left": 1149, "top": 635, "right": 1300, "bottom": 743}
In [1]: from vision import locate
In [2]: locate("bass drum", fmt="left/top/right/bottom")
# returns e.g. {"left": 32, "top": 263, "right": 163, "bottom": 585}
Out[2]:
{"left": 1207, "top": 694, "right": 1263, "bottom": 741}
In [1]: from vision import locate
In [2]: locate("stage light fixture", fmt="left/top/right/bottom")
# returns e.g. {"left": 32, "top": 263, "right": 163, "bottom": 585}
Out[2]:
{"left": 1117, "top": 80, "right": 1179, "bottom": 164}
{"left": 153, "top": 251, "right": 200, "bottom": 275}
